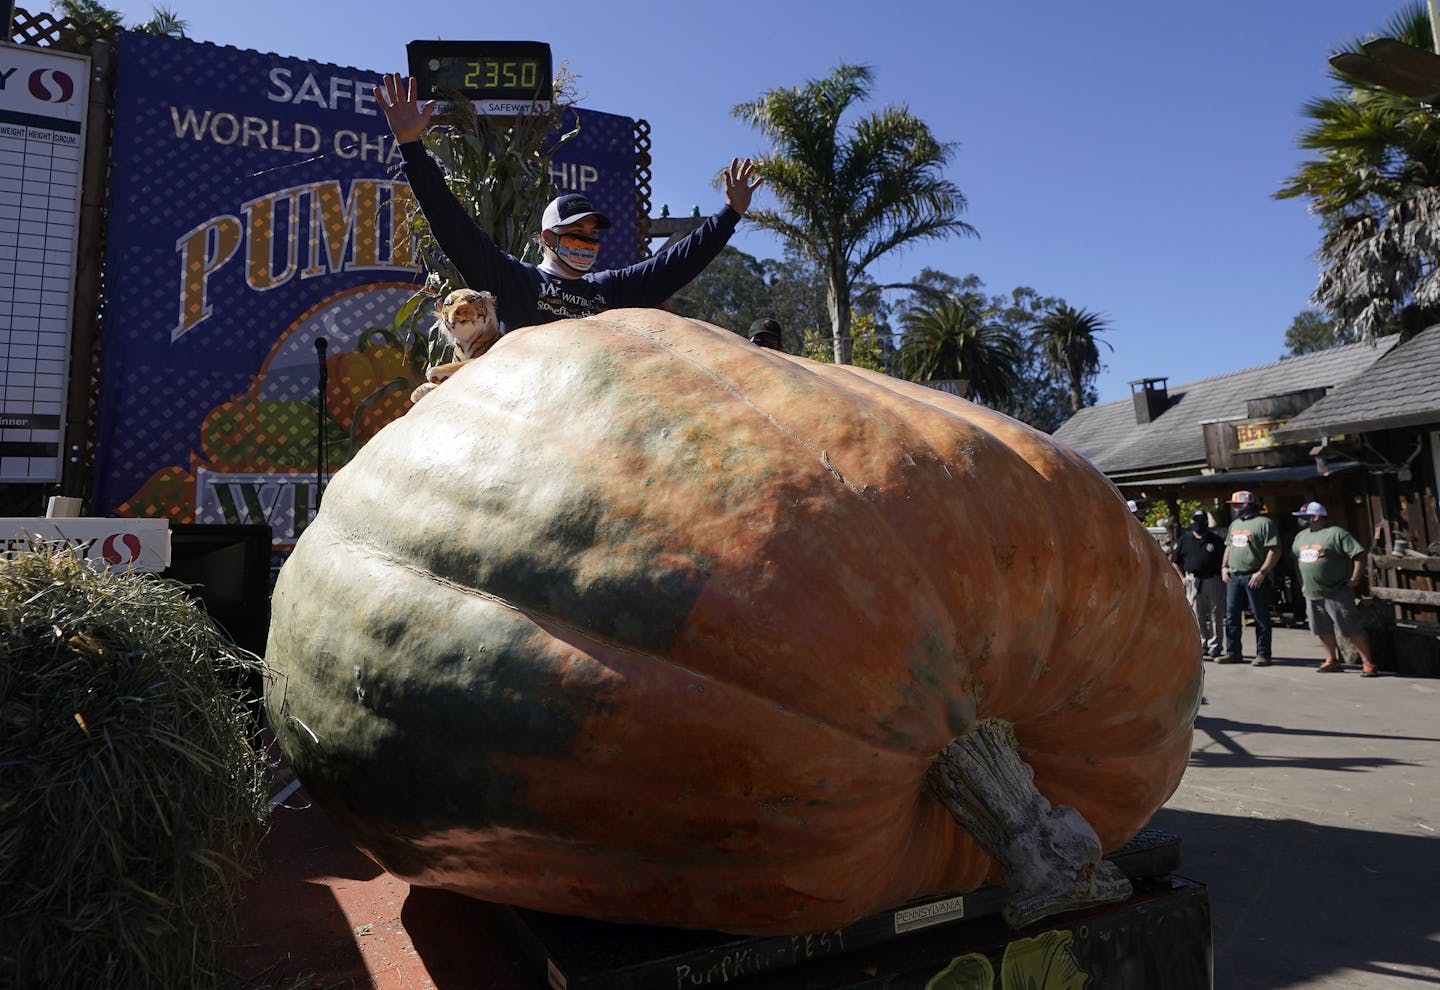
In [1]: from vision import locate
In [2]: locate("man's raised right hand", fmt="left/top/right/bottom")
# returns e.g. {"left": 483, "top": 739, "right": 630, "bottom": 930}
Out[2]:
{"left": 375, "top": 73, "right": 436, "bottom": 145}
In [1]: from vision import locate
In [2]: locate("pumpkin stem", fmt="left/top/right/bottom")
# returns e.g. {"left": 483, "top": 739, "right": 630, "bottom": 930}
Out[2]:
{"left": 924, "top": 718, "right": 1132, "bottom": 929}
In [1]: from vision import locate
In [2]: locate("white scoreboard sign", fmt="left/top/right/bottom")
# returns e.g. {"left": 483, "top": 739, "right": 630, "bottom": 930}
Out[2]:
{"left": 0, "top": 42, "right": 89, "bottom": 482}
{"left": 1, "top": 517, "right": 171, "bottom": 573}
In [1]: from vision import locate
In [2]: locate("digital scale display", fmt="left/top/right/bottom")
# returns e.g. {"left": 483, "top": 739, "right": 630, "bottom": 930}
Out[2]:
{"left": 406, "top": 41, "right": 553, "bottom": 114}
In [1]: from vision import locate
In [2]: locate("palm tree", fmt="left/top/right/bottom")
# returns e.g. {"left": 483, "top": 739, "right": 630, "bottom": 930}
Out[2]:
{"left": 1033, "top": 304, "right": 1111, "bottom": 413}
{"left": 131, "top": 6, "right": 186, "bottom": 35}
{"left": 897, "top": 298, "right": 1021, "bottom": 407}
{"left": 733, "top": 64, "right": 975, "bottom": 365}
{"left": 1276, "top": 4, "right": 1440, "bottom": 340}
{"left": 51, "top": 1, "right": 187, "bottom": 38}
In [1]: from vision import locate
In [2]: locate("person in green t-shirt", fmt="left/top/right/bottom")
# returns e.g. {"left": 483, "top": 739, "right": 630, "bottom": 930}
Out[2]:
{"left": 1290, "top": 501, "right": 1379, "bottom": 676}
{"left": 1220, "top": 490, "right": 1280, "bottom": 666}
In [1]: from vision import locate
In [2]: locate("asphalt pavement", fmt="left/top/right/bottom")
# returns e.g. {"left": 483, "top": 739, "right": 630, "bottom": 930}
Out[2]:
{"left": 1154, "top": 626, "right": 1440, "bottom": 989}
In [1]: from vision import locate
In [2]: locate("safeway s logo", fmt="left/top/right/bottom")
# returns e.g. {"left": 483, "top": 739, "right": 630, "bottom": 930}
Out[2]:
{"left": 102, "top": 532, "right": 143, "bottom": 566}
{"left": 28, "top": 68, "right": 75, "bottom": 103}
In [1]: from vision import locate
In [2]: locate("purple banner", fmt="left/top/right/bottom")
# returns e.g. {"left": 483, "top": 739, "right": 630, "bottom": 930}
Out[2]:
{"left": 92, "top": 32, "right": 638, "bottom": 547}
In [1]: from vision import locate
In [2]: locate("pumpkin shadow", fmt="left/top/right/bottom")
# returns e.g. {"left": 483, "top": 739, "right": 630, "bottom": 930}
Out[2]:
{"left": 228, "top": 801, "right": 380, "bottom": 987}
{"left": 1152, "top": 808, "right": 1440, "bottom": 988}
{"left": 1190, "top": 714, "right": 1439, "bottom": 771}
{"left": 401, "top": 886, "right": 532, "bottom": 989}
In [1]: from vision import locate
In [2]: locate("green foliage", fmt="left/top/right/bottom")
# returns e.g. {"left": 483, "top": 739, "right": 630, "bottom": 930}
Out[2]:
{"left": 1, "top": 549, "right": 270, "bottom": 989}
{"left": 894, "top": 273, "right": 1077, "bottom": 430}
{"left": 674, "top": 250, "right": 1084, "bottom": 431}
{"left": 800, "top": 312, "right": 889, "bottom": 371}
{"left": 734, "top": 63, "right": 975, "bottom": 364}
{"left": 50, "top": 0, "right": 187, "bottom": 44}
{"left": 1033, "top": 303, "right": 1111, "bottom": 415}
{"left": 665, "top": 246, "right": 772, "bottom": 334}
{"left": 1283, "top": 308, "right": 1347, "bottom": 355}
{"left": 994, "top": 291, "right": 1080, "bottom": 432}
{"left": 897, "top": 296, "right": 1022, "bottom": 406}
{"left": 1277, "top": 4, "right": 1440, "bottom": 340}
{"left": 130, "top": 5, "right": 185, "bottom": 35}
{"left": 669, "top": 245, "right": 891, "bottom": 362}
{"left": 1135, "top": 497, "right": 1212, "bottom": 530}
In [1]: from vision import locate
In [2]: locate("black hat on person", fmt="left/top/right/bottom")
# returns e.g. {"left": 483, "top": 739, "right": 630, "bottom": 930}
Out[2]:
{"left": 748, "top": 318, "right": 782, "bottom": 344}
{"left": 541, "top": 193, "right": 612, "bottom": 230}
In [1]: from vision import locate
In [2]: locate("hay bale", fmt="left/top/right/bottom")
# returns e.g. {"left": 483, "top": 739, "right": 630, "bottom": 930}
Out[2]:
{"left": 0, "top": 547, "right": 271, "bottom": 989}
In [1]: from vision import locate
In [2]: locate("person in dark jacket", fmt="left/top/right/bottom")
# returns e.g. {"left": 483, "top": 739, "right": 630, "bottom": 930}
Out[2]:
{"left": 375, "top": 73, "right": 762, "bottom": 333}
{"left": 1171, "top": 510, "right": 1225, "bottom": 659}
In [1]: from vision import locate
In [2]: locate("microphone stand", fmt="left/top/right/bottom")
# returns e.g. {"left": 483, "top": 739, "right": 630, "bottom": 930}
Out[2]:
{"left": 315, "top": 337, "right": 328, "bottom": 512}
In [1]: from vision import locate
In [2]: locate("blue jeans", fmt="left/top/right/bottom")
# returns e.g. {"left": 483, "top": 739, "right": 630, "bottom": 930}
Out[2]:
{"left": 1225, "top": 572, "right": 1272, "bottom": 659}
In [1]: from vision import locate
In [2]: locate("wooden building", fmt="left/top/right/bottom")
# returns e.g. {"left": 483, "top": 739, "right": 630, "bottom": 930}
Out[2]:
{"left": 1053, "top": 338, "right": 1397, "bottom": 525}
{"left": 1272, "top": 325, "right": 1440, "bottom": 675}
{"left": 1053, "top": 338, "right": 1400, "bottom": 633}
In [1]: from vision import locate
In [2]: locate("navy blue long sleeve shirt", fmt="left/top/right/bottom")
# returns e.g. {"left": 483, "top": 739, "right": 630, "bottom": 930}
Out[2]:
{"left": 400, "top": 141, "right": 740, "bottom": 331}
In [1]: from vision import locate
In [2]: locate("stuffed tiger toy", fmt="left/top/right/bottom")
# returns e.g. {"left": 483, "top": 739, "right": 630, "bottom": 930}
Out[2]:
{"left": 410, "top": 288, "right": 501, "bottom": 404}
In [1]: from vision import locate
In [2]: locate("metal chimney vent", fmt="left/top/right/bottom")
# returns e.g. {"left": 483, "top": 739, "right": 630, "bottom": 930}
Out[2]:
{"left": 1128, "top": 377, "right": 1170, "bottom": 425}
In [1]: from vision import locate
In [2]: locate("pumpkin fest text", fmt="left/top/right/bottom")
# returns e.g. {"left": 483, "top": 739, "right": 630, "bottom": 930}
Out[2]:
{"left": 170, "top": 174, "right": 420, "bottom": 341}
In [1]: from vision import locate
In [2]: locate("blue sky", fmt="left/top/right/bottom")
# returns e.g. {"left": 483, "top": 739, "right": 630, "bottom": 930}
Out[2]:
{"left": 181, "top": 0, "right": 1397, "bottom": 404}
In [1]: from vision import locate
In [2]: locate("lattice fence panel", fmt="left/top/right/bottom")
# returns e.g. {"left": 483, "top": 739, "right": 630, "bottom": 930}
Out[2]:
{"left": 634, "top": 118, "right": 654, "bottom": 260}
{"left": 9, "top": 5, "right": 76, "bottom": 48}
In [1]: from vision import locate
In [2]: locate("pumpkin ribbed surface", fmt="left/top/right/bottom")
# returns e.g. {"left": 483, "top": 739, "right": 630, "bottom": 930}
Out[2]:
{"left": 264, "top": 308, "right": 1200, "bottom": 936}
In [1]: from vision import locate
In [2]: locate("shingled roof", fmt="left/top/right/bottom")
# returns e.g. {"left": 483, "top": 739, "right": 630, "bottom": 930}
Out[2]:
{"left": 1052, "top": 337, "right": 1398, "bottom": 477}
{"left": 1272, "top": 325, "right": 1440, "bottom": 439}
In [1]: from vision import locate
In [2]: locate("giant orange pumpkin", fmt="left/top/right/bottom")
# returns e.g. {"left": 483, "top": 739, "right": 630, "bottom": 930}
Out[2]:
{"left": 264, "top": 309, "right": 1200, "bottom": 936}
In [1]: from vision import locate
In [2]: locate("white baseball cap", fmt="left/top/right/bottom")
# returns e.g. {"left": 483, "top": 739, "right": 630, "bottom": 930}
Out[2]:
{"left": 541, "top": 193, "right": 611, "bottom": 231}
{"left": 1292, "top": 501, "right": 1327, "bottom": 517}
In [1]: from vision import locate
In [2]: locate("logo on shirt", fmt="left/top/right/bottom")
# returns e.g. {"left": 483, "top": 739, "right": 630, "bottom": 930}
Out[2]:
{"left": 1297, "top": 543, "right": 1325, "bottom": 564}
{"left": 1230, "top": 532, "right": 1251, "bottom": 548}
{"left": 536, "top": 281, "right": 607, "bottom": 320}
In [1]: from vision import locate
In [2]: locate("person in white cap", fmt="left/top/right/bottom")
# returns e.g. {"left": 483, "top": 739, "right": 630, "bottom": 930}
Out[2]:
{"left": 1291, "top": 502, "right": 1379, "bottom": 676}
{"left": 1219, "top": 490, "right": 1279, "bottom": 665}
{"left": 375, "top": 74, "right": 762, "bottom": 334}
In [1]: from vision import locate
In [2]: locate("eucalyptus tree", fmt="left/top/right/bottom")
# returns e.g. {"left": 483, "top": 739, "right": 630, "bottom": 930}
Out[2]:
{"left": 669, "top": 246, "right": 822, "bottom": 354}
{"left": 897, "top": 296, "right": 1021, "bottom": 407}
{"left": 1283, "top": 308, "right": 1345, "bottom": 356}
{"left": 990, "top": 286, "right": 1074, "bottom": 431}
{"left": 763, "top": 251, "right": 843, "bottom": 352}
{"left": 664, "top": 246, "right": 771, "bottom": 334}
{"left": 733, "top": 64, "right": 975, "bottom": 364}
{"left": 1277, "top": 4, "right": 1440, "bottom": 340}
{"left": 1033, "top": 304, "right": 1111, "bottom": 414}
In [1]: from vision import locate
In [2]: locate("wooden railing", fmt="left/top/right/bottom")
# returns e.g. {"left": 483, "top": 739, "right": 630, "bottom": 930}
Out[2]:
{"left": 1368, "top": 552, "right": 1440, "bottom": 610}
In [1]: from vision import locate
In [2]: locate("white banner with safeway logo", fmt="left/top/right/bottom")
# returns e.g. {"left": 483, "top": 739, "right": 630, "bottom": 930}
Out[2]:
{"left": 1, "top": 518, "right": 171, "bottom": 572}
